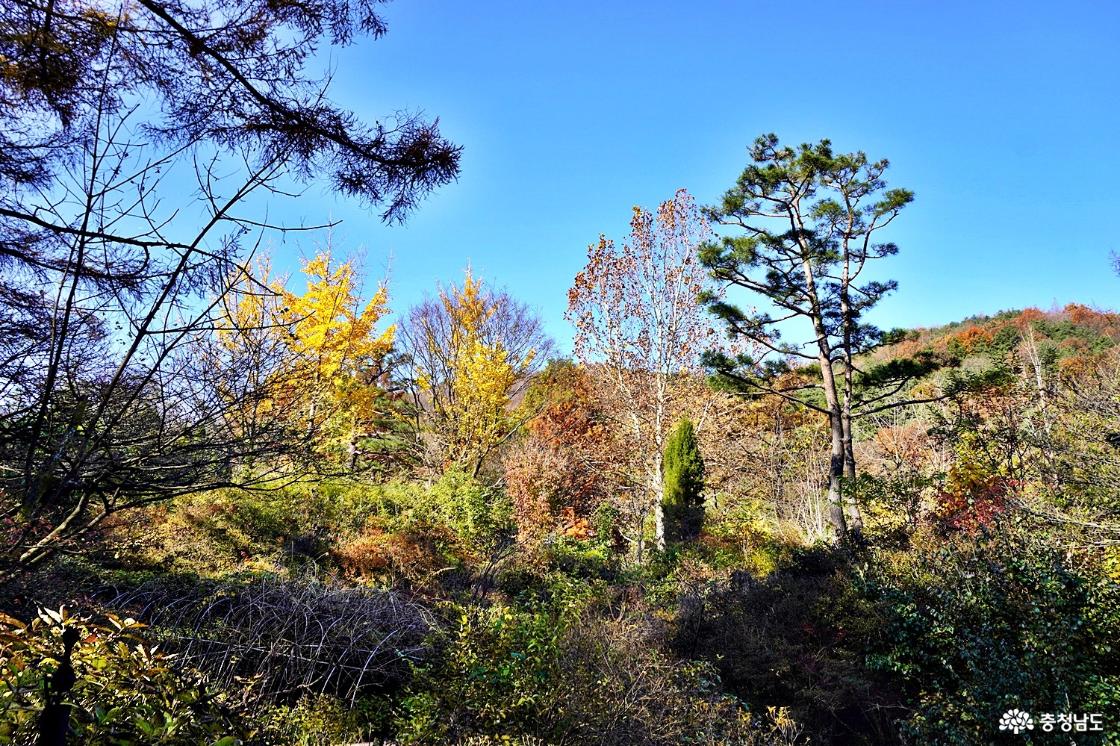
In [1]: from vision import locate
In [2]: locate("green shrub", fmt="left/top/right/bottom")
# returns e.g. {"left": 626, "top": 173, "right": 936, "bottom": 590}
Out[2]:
{"left": 426, "top": 469, "right": 514, "bottom": 551}
{"left": 845, "top": 472, "right": 933, "bottom": 543}
{"left": 590, "top": 501, "right": 623, "bottom": 546}
{"left": 145, "top": 481, "right": 384, "bottom": 577}
{"left": 0, "top": 608, "right": 240, "bottom": 745}
{"left": 150, "top": 472, "right": 513, "bottom": 580}
{"left": 861, "top": 520, "right": 1120, "bottom": 744}
{"left": 673, "top": 546, "right": 896, "bottom": 744}
{"left": 542, "top": 536, "right": 617, "bottom": 581}
{"left": 255, "top": 695, "right": 390, "bottom": 745}
{"left": 369, "top": 469, "right": 514, "bottom": 554}
{"left": 701, "top": 496, "right": 801, "bottom": 578}
{"left": 396, "top": 584, "right": 586, "bottom": 742}
{"left": 396, "top": 581, "right": 782, "bottom": 745}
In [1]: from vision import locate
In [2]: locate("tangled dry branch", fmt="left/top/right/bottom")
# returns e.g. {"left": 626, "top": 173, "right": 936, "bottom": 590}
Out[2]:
{"left": 111, "top": 577, "right": 433, "bottom": 705}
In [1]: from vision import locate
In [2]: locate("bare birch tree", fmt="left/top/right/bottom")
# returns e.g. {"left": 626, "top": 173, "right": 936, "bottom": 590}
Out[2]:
{"left": 567, "top": 189, "right": 719, "bottom": 554}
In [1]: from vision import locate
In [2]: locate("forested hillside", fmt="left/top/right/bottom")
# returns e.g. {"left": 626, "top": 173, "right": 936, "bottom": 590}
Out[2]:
{"left": 2, "top": 2, "right": 1118, "bottom": 745}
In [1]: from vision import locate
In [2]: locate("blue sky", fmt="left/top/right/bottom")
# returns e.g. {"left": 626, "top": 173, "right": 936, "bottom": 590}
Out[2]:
{"left": 271, "top": 0, "right": 1120, "bottom": 354}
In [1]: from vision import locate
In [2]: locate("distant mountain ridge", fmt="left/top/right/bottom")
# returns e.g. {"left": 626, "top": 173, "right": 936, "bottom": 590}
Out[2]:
{"left": 874, "top": 304, "right": 1120, "bottom": 370}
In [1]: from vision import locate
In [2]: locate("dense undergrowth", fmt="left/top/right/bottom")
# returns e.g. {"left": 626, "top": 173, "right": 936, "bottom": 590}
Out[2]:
{"left": 4, "top": 460, "right": 1119, "bottom": 743}
{"left": 3, "top": 2, "right": 1118, "bottom": 741}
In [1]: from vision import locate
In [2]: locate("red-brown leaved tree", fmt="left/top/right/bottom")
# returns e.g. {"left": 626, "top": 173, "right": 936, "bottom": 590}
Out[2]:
{"left": 566, "top": 189, "right": 721, "bottom": 554}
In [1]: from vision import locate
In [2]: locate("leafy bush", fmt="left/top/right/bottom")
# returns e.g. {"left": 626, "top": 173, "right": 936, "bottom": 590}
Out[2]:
{"left": 426, "top": 469, "right": 514, "bottom": 551}
{"left": 397, "top": 579, "right": 588, "bottom": 741}
{"left": 254, "top": 694, "right": 391, "bottom": 745}
{"left": 334, "top": 521, "right": 460, "bottom": 586}
{"left": 141, "top": 481, "right": 383, "bottom": 577}
{"left": 0, "top": 607, "right": 240, "bottom": 745}
{"left": 397, "top": 581, "right": 794, "bottom": 745}
{"left": 673, "top": 547, "right": 900, "bottom": 744}
{"left": 701, "top": 497, "right": 799, "bottom": 578}
{"left": 541, "top": 535, "right": 617, "bottom": 581}
{"left": 861, "top": 520, "right": 1120, "bottom": 744}
{"left": 143, "top": 472, "right": 512, "bottom": 579}
{"left": 932, "top": 431, "right": 1011, "bottom": 533}
{"left": 844, "top": 472, "right": 932, "bottom": 543}
{"left": 363, "top": 469, "right": 514, "bottom": 555}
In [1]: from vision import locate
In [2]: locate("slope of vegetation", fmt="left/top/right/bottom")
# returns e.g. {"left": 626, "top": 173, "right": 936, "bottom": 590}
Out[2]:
{"left": 5, "top": 266, "right": 1119, "bottom": 745}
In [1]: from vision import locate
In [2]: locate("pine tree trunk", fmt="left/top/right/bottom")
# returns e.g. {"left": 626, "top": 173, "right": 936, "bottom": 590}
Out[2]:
{"left": 838, "top": 255, "right": 863, "bottom": 536}
{"left": 841, "top": 410, "right": 863, "bottom": 535}
{"left": 816, "top": 348, "right": 848, "bottom": 538}
{"left": 826, "top": 409, "right": 848, "bottom": 537}
{"left": 793, "top": 198, "right": 848, "bottom": 539}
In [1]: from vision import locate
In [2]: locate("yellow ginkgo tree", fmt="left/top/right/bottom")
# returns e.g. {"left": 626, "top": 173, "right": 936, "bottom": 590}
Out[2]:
{"left": 402, "top": 270, "right": 551, "bottom": 475}
{"left": 274, "top": 252, "right": 396, "bottom": 466}
{"left": 210, "top": 257, "right": 293, "bottom": 462}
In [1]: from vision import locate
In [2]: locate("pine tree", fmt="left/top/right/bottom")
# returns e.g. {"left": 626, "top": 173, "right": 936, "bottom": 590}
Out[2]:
{"left": 701, "top": 133, "right": 915, "bottom": 537}
{"left": 661, "top": 418, "right": 705, "bottom": 543}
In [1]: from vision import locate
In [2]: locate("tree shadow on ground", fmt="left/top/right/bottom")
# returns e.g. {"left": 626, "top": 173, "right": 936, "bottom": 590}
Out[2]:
{"left": 670, "top": 543, "right": 906, "bottom": 745}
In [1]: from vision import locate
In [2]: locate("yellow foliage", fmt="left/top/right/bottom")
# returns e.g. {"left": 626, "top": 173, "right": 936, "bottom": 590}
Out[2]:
{"left": 1104, "top": 546, "right": 1120, "bottom": 583}
{"left": 418, "top": 269, "right": 536, "bottom": 469}
{"left": 218, "top": 251, "right": 396, "bottom": 463}
{"left": 279, "top": 253, "right": 395, "bottom": 384}
{"left": 452, "top": 338, "right": 517, "bottom": 451}
{"left": 218, "top": 257, "right": 276, "bottom": 351}
{"left": 275, "top": 253, "right": 395, "bottom": 458}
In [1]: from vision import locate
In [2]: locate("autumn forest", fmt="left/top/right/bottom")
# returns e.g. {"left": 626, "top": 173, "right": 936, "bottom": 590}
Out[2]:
{"left": 1, "top": 2, "right": 1119, "bottom": 745}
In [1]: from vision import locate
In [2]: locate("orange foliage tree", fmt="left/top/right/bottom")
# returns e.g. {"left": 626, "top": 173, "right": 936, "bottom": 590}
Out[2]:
{"left": 503, "top": 362, "right": 616, "bottom": 542}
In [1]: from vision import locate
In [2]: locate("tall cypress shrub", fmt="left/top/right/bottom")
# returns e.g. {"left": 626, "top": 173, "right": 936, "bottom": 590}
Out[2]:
{"left": 662, "top": 419, "right": 705, "bottom": 542}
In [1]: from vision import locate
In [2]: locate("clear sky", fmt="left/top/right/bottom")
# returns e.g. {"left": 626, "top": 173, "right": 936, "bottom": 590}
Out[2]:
{"left": 272, "top": 0, "right": 1120, "bottom": 354}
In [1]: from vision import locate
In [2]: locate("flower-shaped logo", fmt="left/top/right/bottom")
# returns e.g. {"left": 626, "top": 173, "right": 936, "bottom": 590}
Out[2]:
{"left": 999, "top": 709, "right": 1035, "bottom": 735}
